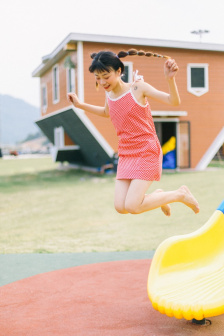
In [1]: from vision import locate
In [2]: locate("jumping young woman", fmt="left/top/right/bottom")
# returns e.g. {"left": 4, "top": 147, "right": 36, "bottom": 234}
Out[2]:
{"left": 67, "top": 49, "right": 199, "bottom": 216}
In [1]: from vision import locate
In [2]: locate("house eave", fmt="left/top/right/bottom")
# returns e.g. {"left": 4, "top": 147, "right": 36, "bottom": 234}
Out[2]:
{"left": 32, "top": 32, "right": 224, "bottom": 77}
{"left": 32, "top": 33, "right": 75, "bottom": 77}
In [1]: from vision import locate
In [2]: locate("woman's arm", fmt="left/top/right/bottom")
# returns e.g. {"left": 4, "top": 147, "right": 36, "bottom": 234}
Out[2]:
{"left": 67, "top": 93, "right": 109, "bottom": 118}
{"left": 142, "top": 59, "right": 181, "bottom": 106}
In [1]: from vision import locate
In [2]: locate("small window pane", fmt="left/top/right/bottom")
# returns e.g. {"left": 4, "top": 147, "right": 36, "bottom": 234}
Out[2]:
{"left": 54, "top": 67, "right": 58, "bottom": 100}
{"left": 122, "top": 65, "right": 129, "bottom": 83}
{"left": 54, "top": 127, "right": 64, "bottom": 148}
{"left": 191, "top": 68, "right": 205, "bottom": 88}
{"left": 42, "top": 86, "right": 47, "bottom": 107}
{"left": 53, "top": 66, "right": 59, "bottom": 102}
{"left": 67, "top": 68, "right": 75, "bottom": 92}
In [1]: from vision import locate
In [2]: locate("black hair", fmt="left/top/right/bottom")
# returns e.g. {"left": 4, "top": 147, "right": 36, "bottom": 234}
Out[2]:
{"left": 89, "top": 51, "right": 125, "bottom": 74}
{"left": 89, "top": 49, "right": 170, "bottom": 89}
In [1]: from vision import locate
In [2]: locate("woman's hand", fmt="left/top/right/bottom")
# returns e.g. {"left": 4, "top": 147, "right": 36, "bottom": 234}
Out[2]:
{"left": 133, "top": 70, "right": 144, "bottom": 82}
{"left": 67, "top": 92, "right": 81, "bottom": 108}
{"left": 164, "top": 59, "right": 179, "bottom": 79}
{"left": 67, "top": 93, "right": 108, "bottom": 117}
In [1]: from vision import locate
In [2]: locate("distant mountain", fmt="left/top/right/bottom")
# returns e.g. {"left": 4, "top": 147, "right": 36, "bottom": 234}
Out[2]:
{"left": 0, "top": 94, "right": 40, "bottom": 145}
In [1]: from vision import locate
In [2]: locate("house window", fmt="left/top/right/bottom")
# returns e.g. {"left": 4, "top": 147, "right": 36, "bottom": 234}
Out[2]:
{"left": 187, "top": 64, "right": 209, "bottom": 96}
{"left": 122, "top": 62, "right": 133, "bottom": 83}
{"left": 66, "top": 68, "right": 75, "bottom": 93}
{"left": 41, "top": 84, "right": 47, "bottom": 113}
{"left": 52, "top": 64, "right": 60, "bottom": 103}
{"left": 54, "top": 126, "right": 64, "bottom": 148}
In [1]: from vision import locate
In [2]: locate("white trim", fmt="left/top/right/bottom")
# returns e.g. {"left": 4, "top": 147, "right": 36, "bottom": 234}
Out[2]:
{"left": 123, "top": 62, "right": 133, "bottom": 83}
{"left": 107, "top": 89, "right": 131, "bottom": 101}
{"left": 130, "top": 91, "right": 148, "bottom": 108}
{"left": 66, "top": 32, "right": 224, "bottom": 51}
{"left": 51, "top": 146, "right": 58, "bottom": 162}
{"left": 58, "top": 145, "right": 80, "bottom": 150}
{"left": 187, "top": 63, "right": 209, "bottom": 97}
{"left": 153, "top": 118, "right": 179, "bottom": 122}
{"left": 195, "top": 127, "right": 224, "bottom": 170}
{"left": 107, "top": 88, "right": 149, "bottom": 108}
{"left": 41, "top": 83, "right": 48, "bottom": 114}
{"left": 152, "top": 111, "right": 187, "bottom": 117}
{"left": 66, "top": 67, "right": 76, "bottom": 93}
{"left": 35, "top": 105, "right": 74, "bottom": 121}
{"left": 52, "top": 64, "right": 60, "bottom": 103}
{"left": 77, "top": 41, "right": 84, "bottom": 102}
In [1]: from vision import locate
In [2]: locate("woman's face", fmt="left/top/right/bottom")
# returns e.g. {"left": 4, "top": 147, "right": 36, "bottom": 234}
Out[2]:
{"left": 94, "top": 68, "right": 121, "bottom": 91}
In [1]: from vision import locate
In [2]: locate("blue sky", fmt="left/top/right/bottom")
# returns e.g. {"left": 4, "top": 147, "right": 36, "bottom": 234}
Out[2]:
{"left": 0, "top": 0, "right": 223, "bottom": 107}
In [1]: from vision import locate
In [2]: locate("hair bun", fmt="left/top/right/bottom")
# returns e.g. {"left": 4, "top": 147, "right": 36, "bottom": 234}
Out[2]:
{"left": 137, "top": 50, "right": 145, "bottom": 56}
{"left": 145, "top": 52, "right": 153, "bottom": 57}
{"left": 90, "top": 52, "right": 97, "bottom": 59}
{"left": 117, "top": 51, "right": 128, "bottom": 58}
{"left": 128, "top": 49, "right": 138, "bottom": 56}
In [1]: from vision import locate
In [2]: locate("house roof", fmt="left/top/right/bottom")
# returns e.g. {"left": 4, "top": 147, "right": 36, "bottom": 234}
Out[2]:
{"left": 36, "top": 106, "right": 114, "bottom": 167}
{"left": 32, "top": 32, "right": 224, "bottom": 77}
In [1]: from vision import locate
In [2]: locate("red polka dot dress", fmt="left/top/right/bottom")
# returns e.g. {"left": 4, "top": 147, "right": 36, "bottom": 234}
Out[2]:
{"left": 107, "top": 87, "right": 162, "bottom": 181}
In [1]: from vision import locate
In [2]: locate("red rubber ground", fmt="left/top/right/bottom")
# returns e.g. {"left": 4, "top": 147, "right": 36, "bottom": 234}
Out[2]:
{"left": 0, "top": 260, "right": 224, "bottom": 335}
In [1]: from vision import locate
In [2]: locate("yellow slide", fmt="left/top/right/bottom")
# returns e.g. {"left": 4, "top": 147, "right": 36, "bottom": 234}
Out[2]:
{"left": 147, "top": 200, "right": 224, "bottom": 321}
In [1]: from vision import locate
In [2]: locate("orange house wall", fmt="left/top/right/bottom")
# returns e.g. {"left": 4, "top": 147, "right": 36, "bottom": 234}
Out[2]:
{"left": 175, "top": 49, "right": 224, "bottom": 168}
{"left": 83, "top": 42, "right": 224, "bottom": 168}
{"left": 40, "top": 56, "right": 76, "bottom": 116}
{"left": 40, "top": 42, "right": 224, "bottom": 168}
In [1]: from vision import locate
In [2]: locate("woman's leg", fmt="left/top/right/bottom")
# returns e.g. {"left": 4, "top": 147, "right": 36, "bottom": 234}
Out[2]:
{"left": 114, "top": 180, "right": 171, "bottom": 215}
{"left": 151, "top": 189, "right": 171, "bottom": 216}
{"left": 125, "top": 180, "right": 200, "bottom": 214}
{"left": 114, "top": 179, "right": 131, "bottom": 214}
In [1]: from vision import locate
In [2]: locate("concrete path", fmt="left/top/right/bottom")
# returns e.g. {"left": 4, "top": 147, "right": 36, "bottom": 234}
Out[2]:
{"left": 0, "top": 251, "right": 154, "bottom": 286}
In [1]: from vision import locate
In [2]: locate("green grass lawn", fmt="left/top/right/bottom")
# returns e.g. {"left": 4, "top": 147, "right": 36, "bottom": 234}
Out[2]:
{"left": 0, "top": 157, "right": 224, "bottom": 253}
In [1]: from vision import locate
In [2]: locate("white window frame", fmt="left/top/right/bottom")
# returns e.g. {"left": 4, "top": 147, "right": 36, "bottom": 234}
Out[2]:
{"left": 187, "top": 63, "right": 209, "bottom": 97}
{"left": 54, "top": 126, "right": 64, "bottom": 148}
{"left": 66, "top": 67, "right": 76, "bottom": 93}
{"left": 123, "top": 62, "right": 133, "bottom": 83}
{"left": 52, "top": 64, "right": 60, "bottom": 103}
{"left": 41, "top": 83, "right": 47, "bottom": 113}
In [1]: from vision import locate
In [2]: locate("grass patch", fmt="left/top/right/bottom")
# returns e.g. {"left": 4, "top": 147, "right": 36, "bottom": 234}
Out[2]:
{"left": 208, "top": 160, "right": 224, "bottom": 168}
{"left": 1, "top": 157, "right": 224, "bottom": 253}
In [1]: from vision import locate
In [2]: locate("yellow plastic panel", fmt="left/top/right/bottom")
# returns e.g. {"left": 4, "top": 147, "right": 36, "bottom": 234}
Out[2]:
{"left": 162, "top": 136, "right": 176, "bottom": 155}
{"left": 148, "top": 206, "right": 224, "bottom": 320}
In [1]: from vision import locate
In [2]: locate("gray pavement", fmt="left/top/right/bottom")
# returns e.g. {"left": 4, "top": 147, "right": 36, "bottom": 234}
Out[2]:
{"left": 0, "top": 251, "right": 154, "bottom": 287}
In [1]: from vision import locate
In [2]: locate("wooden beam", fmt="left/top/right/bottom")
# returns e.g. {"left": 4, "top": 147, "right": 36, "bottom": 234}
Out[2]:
{"left": 63, "top": 43, "right": 77, "bottom": 51}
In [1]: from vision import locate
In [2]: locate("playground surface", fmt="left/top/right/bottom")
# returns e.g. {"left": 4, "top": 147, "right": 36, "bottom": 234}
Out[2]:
{"left": 1, "top": 252, "right": 224, "bottom": 336}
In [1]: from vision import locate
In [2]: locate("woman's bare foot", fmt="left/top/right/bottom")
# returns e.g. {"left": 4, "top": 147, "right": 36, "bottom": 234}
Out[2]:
{"left": 161, "top": 204, "right": 171, "bottom": 216}
{"left": 179, "top": 185, "right": 200, "bottom": 214}
{"left": 153, "top": 189, "right": 171, "bottom": 216}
